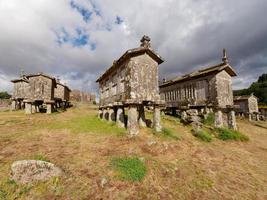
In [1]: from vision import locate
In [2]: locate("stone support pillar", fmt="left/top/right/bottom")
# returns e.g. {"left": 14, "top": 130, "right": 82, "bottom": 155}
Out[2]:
{"left": 248, "top": 113, "right": 252, "bottom": 121}
{"left": 108, "top": 108, "right": 115, "bottom": 122}
{"left": 45, "top": 101, "right": 54, "bottom": 114}
{"left": 153, "top": 105, "right": 162, "bottom": 132}
{"left": 127, "top": 105, "right": 139, "bottom": 137}
{"left": 103, "top": 109, "right": 108, "bottom": 120}
{"left": 138, "top": 105, "right": 146, "bottom": 127}
{"left": 24, "top": 101, "right": 32, "bottom": 114}
{"left": 116, "top": 107, "right": 125, "bottom": 128}
{"left": 181, "top": 111, "right": 187, "bottom": 122}
{"left": 228, "top": 110, "right": 237, "bottom": 130}
{"left": 215, "top": 110, "right": 224, "bottom": 128}
{"left": 31, "top": 104, "right": 36, "bottom": 114}
{"left": 11, "top": 100, "right": 17, "bottom": 111}
{"left": 98, "top": 108, "right": 103, "bottom": 119}
{"left": 256, "top": 113, "right": 260, "bottom": 121}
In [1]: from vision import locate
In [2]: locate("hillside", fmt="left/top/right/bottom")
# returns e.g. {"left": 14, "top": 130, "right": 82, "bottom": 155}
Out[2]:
{"left": 0, "top": 104, "right": 267, "bottom": 199}
{"left": 234, "top": 73, "right": 267, "bottom": 105}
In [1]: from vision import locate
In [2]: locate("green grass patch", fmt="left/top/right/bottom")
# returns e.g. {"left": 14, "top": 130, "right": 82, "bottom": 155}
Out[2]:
{"left": 45, "top": 115, "right": 125, "bottom": 136}
{"left": 111, "top": 157, "right": 147, "bottom": 182}
{"left": 202, "top": 113, "right": 215, "bottom": 126}
{"left": 33, "top": 154, "right": 50, "bottom": 162}
{"left": 194, "top": 130, "right": 213, "bottom": 142}
{"left": 159, "top": 127, "right": 180, "bottom": 140}
{"left": 216, "top": 128, "right": 249, "bottom": 141}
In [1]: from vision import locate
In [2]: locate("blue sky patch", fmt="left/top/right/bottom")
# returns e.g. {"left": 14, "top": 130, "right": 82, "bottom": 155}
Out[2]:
{"left": 115, "top": 16, "right": 123, "bottom": 25}
{"left": 70, "top": 1, "right": 93, "bottom": 22}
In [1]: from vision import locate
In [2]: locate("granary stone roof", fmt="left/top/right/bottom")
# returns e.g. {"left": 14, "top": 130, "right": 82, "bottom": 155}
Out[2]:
{"left": 234, "top": 94, "right": 258, "bottom": 101}
{"left": 26, "top": 73, "right": 56, "bottom": 81}
{"left": 11, "top": 76, "right": 29, "bottom": 83}
{"left": 160, "top": 50, "right": 237, "bottom": 88}
{"left": 56, "top": 82, "right": 72, "bottom": 92}
{"left": 96, "top": 35, "right": 164, "bottom": 83}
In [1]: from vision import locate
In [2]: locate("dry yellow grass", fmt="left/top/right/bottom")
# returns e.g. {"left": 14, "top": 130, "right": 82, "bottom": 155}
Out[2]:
{"left": 0, "top": 103, "right": 266, "bottom": 199}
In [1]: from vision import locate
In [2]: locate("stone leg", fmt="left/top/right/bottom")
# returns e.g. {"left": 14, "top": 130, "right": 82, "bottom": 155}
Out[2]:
{"left": 116, "top": 107, "right": 125, "bottom": 128}
{"left": 108, "top": 108, "right": 115, "bottom": 122}
{"left": 228, "top": 110, "right": 237, "bottom": 130}
{"left": 98, "top": 109, "right": 103, "bottom": 119}
{"left": 11, "top": 100, "right": 16, "bottom": 111}
{"left": 36, "top": 105, "right": 40, "bottom": 113}
{"left": 248, "top": 113, "right": 252, "bottom": 121}
{"left": 138, "top": 105, "right": 146, "bottom": 127}
{"left": 103, "top": 109, "right": 108, "bottom": 120}
{"left": 153, "top": 105, "right": 162, "bottom": 132}
{"left": 256, "top": 114, "right": 260, "bottom": 121}
{"left": 25, "top": 102, "right": 32, "bottom": 114}
{"left": 46, "top": 104, "right": 53, "bottom": 114}
{"left": 127, "top": 105, "right": 139, "bottom": 137}
{"left": 215, "top": 110, "right": 224, "bottom": 128}
{"left": 31, "top": 104, "right": 36, "bottom": 114}
{"left": 181, "top": 111, "right": 187, "bottom": 121}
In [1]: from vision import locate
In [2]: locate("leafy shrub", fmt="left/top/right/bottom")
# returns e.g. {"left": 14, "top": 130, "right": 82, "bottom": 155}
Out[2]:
{"left": 111, "top": 157, "right": 147, "bottom": 182}
{"left": 194, "top": 130, "right": 212, "bottom": 142}
{"left": 160, "top": 127, "right": 180, "bottom": 140}
{"left": 216, "top": 128, "right": 249, "bottom": 141}
{"left": 202, "top": 113, "right": 215, "bottom": 126}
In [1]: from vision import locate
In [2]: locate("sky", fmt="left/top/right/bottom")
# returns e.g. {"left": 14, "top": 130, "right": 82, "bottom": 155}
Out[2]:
{"left": 0, "top": 0, "right": 267, "bottom": 95}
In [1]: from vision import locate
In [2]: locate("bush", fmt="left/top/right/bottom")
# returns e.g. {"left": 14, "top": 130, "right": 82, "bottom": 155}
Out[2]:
{"left": 194, "top": 130, "right": 212, "bottom": 142}
{"left": 160, "top": 127, "right": 180, "bottom": 140}
{"left": 111, "top": 157, "right": 147, "bottom": 182}
{"left": 216, "top": 128, "right": 249, "bottom": 141}
{"left": 202, "top": 113, "right": 215, "bottom": 126}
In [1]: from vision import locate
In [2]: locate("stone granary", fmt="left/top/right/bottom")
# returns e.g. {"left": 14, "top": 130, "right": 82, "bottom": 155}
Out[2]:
{"left": 96, "top": 35, "right": 164, "bottom": 136}
{"left": 23, "top": 73, "right": 57, "bottom": 114}
{"left": 234, "top": 94, "right": 259, "bottom": 121}
{"left": 54, "top": 80, "right": 71, "bottom": 108}
{"left": 159, "top": 49, "right": 238, "bottom": 130}
{"left": 11, "top": 74, "right": 29, "bottom": 110}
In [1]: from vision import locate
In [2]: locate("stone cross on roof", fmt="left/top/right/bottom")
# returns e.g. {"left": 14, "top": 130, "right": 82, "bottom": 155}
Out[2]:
{"left": 222, "top": 48, "right": 228, "bottom": 64}
{"left": 140, "top": 35, "right": 151, "bottom": 48}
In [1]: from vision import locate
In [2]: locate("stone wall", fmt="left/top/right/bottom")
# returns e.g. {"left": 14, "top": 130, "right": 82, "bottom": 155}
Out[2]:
{"left": 55, "top": 84, "right": 65, "bottom": 100}
{"left": 215, "top": 70, "right": 233, "bottom": 108}
{"left": 27, "top": 76, "right": 55, "bottom": 101}
{"left": 13, "top": 81, "right": 29, "bottom": 99}
{"left": 248, "top": 96, "right": 258, "bottom": 113}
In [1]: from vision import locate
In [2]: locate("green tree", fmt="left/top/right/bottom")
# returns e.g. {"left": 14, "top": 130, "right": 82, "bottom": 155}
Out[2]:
{"left": 0, "top": 91, "right": 11, "bottom": 99}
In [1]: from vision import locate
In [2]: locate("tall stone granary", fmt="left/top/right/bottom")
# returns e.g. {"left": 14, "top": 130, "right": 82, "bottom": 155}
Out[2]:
{"left": 96, "top": 35, "right": 165, "bottom": 136}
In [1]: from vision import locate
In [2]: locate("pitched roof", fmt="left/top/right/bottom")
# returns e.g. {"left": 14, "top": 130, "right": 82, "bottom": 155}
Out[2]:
{"left": 26, "top": 73, "right": 56, "bottom": 81}
{"left": 160, "top": 62, "right": 237, "bottom": 87}
{"left": 234, "top": 94, "right": 258, "bottom": 101}
{"left": 96, "top": 37, "right": 164, "bottom": 83}
{"left": 11, "top": 77, "right": 29, "bottom": 83}
{"left": 56, "top": 82, "right": 71, "bottom": 92}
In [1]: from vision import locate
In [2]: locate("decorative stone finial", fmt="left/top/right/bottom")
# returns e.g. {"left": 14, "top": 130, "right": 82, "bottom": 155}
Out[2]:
{"left": 222, "top": 48, "right": 228, "bottom": 63}
{"left": 20, "top": 69, "right": 25, "bottom": 78}
{"left": 140, "top": 35, "right": 151, "bottom": 48}
{"left": 56, "top": 76, "right": 60, "bottom": 83}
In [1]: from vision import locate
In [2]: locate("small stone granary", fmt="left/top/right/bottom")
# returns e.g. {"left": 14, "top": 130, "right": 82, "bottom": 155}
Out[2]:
{"left": 11, "top": 74, "right": 29, "bottom": 110}
{"left": 159, "top": 49, "right": 238, "bottom": 130}
{"left": 55, "top": 80, "right": 71, "bottom": 108}
{"left": 96, "top": 35, "right": 164, "bottom": 136}
{"left": 234, "top": 94, "right": 259, "bottom": 121}
{"left": 24, "top": 73, "right": 57, "bottom": 114}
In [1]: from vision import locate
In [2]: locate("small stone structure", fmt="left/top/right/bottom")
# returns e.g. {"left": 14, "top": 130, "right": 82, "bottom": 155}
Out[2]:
{"left": 96, "top": 36, "right": 165, "bottom": 136}
{"left": 54, "top": 79, "right": 71, "bottom": 108}
{"left": 11, "top": 73, "right": 72, "bottom": 114}
{"left": 234, "top": 94, "right": 260, "bottom": 121}
{"left": 159, "top": 49, "right": 238, "bottom": 130}
{"left": 11, "top": 160, "right": 62, "bottom": 184}
{"left": 10, "top": 74, "right": 29, "bottom": 110}
{"left": 23, "top": 73, "right": 57, "bottom": 114}
{"left": 70, "top": 89, "right": 96, "bottom": 103}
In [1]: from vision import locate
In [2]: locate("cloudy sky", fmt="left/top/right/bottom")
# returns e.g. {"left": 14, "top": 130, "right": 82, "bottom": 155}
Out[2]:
{"left": 0, "top": 0, "right": 267, "bottom": 95}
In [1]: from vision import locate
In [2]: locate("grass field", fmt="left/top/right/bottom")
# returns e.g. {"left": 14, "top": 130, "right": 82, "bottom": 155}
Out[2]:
{"left": 0, "top": 103, "right": 267, "bottom": 199}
